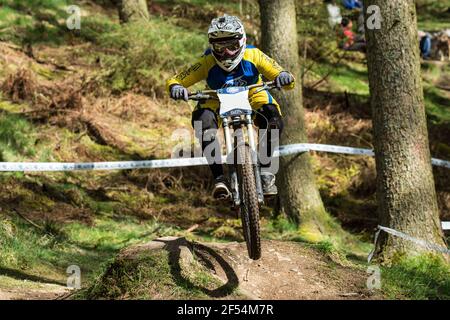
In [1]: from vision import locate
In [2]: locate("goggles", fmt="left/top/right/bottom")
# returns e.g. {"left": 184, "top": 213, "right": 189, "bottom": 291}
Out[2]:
{"left": 211, "top": 39, "right": 242, "bottom": 56}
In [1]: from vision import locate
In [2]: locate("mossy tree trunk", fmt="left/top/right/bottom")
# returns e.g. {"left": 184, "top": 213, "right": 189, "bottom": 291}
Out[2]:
{"left": 258, "top": 0, "right": 333, "bottom": 242}
{"left": 364, "top": 0, "right": 446, "bottom": 261}
{"left": 118, "top": 0, "right": 150, "bottom": 23}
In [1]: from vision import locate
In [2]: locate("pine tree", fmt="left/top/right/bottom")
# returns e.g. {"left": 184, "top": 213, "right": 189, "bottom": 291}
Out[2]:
{"left": 365, "top": 0, "right": 446, "bottom": 261}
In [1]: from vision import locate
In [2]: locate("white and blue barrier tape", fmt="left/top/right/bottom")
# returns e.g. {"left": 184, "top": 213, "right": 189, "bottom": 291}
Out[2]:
{"left": 442, "top": 221, "right": 450, "bottom": 231}
{"left": 0, "top": 143, "right": 448, "bottom": 172}
{"left": 368, "top": 225, "right": 450, "bottom": 262}
{"left": 0, "top": 142, "right": 447, "bottom": 258}
{"left": 0, "top": 158, "right": 209, "bottom": 172}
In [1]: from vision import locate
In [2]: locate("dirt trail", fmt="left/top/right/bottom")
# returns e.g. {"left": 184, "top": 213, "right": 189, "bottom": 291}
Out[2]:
{"left": 114, "top": 237, "right": 380, "bottom": 300}
{"left": 192, "top": 239, "right": 377, "bottom": 300}
{"left": 0, "top": 237, "right": 379, "bottom": 300}
{"left": 0, "top": 283, "right": 69, "bottom": 300}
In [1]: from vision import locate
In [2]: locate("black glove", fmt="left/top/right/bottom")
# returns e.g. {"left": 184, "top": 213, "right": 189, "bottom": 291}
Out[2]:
{"left": 275, "top": 71, "right": 294, "bottom": 89}
{"left": 170, "top": 84, "right": 189, "bottom": 101}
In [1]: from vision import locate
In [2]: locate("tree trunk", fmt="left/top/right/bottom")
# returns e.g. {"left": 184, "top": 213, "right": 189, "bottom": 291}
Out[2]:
{"left": 364, "top": 0, "right": 446, "bottom": 261}
{"left": 258, "top": 0, "right": 333, "bottom": 242}
{"left": 118, "top": 0, "right": 150, "bottom": 23}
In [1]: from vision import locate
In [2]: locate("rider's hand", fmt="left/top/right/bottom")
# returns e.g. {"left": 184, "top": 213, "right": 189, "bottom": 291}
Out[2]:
{"left": 275, "top": 71, "right": 294, "bottom": 89}
{"left": 170, "top": 85, "right": 189, "bottom": 101}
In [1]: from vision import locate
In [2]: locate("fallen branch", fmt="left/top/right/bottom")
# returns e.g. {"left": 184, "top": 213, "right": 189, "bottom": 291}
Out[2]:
{"left": 186, "top": 224, "right": 199, "bottom": 233}
{"left": 12, "top": 208, "right": 45, "bottom": 231}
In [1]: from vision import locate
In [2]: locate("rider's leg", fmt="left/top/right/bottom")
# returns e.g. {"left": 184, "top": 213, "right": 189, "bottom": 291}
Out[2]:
{"left": 191, "top": 108, "right": 230, "bottom": 199}
{"left": 254, "top": 104, "right": 284, "bottom": 195}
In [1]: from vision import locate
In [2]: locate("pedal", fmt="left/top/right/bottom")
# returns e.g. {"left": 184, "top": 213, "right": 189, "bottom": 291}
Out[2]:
{"left": 212, "top": 184, "right": 231, "bottom": 200}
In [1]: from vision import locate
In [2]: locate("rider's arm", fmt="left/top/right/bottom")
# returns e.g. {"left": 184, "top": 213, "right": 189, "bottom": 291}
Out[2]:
{"left": 254, "top": 48, "right": 295, "bottom": 89}
{"left": 166, "top": 55, "right": 209, "bottom": 92}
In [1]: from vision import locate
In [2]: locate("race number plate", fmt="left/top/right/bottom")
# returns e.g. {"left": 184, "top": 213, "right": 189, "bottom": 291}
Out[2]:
{"left": 217, "top": 87, "right": 252, "bottom": 117}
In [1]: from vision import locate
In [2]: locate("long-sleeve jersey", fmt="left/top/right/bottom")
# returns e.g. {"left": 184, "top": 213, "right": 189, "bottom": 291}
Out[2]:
{"left": 166, "top": 45, "right": 295, "bottom": 113}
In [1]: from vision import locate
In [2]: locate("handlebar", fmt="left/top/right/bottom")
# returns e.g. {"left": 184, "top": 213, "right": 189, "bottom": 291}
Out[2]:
{"left": 188, "top": 81, "right": 277, "bottom": 101}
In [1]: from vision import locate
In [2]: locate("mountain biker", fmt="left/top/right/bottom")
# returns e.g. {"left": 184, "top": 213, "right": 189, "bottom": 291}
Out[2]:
{"left": 166, "top": 15, "right": 295, "bottom": 199}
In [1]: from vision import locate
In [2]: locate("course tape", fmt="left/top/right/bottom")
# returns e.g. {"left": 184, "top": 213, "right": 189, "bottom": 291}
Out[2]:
{"left": 0, "top": 143, "right": 448, "bottom": 172}
{"left": 368, "top": 225, "right": 450, "bottom": 262}
{"left": 442, "top": 222, "right": 450, "bottom": 230}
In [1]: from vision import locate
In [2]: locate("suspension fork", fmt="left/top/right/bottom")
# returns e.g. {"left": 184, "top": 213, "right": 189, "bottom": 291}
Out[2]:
{"left": 245, "top": 114, "right": 264, "bottom": 204}
{"left": 222, "top": 118, "right": 240, "bottom": 207}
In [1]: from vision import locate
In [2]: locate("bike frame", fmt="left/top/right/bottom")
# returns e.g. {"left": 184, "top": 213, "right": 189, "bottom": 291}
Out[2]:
{"left": 222, "top": 113, "right": 264, "bottom": 207}
{"left": 188, "top": 81, "right": 276, "bottom": 207}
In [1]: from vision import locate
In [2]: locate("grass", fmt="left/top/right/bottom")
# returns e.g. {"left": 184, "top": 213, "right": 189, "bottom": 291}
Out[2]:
{"left": 424, "top": 86, "right": 450, "bottom": 123}
{"left": 77, "top": 245, "right": 241, "bottom": 299}
{"left": 0, "top": 0, "right": 207, "bottom": 94}
{"left": 381, "top": 254, "right": 450, "bottom": 300}
{"left": 65, "top": 217, "right": 164, "bottom": 252}
{"left": 328, "top": 63, "right": 370, "bottom": 96}
{"left": 0, "top": 112, "right": 36, "bottom": 161}
{"left": 0, "top": 0, "right": 70, "bottom": 45}
{"left": 417, "top": 0, "right": 450, "bottom": 31}
{"left": 0, "top": 0, "right": 448, "bottom": 300}
{"left": 0, "top": 209, "right": 181, "bottom": 290}
{"left": 96, "top": 18, "right": 206, "bottom": 94}
{"left": 154, "top": 0, "right": 240, "bottom": 12}
{"left": 263, "top": 215, "right": 373, "bottom": 260}
{"left": 315, "top": 53, "right": 450, "bottom": 136}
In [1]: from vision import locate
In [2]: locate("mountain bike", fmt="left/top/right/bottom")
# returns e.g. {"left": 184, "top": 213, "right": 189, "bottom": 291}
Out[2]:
{"left": 188, "top": 81, "right": 277, "bottom": 260}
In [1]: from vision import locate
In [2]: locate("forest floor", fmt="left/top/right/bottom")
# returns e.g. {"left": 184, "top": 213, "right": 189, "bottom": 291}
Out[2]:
{"left": 74, "top": 237, "right": 381, "bottom": 300}
{"left": 0, "top": 0, "right": 449, "bottom": 300}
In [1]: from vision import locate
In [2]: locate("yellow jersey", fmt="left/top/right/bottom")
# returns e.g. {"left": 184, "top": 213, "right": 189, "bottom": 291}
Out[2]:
{"left": 166, "top": 45, "right": 295, "bottom": 113}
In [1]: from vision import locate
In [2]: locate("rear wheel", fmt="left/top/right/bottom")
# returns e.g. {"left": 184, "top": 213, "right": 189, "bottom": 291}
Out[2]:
{"left": 236, "top": 132, "right": 261, "bottom": 260}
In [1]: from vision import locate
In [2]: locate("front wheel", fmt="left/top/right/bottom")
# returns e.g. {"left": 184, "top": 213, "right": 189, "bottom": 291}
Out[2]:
{"left": 236, "top": 140, "right": 261, "bottom": 260}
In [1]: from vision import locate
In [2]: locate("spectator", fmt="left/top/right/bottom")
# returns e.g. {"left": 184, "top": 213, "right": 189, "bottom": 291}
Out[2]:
{"left": 432, "top": 30, "right": 450, "bottom": 61}
{"left": 324, "top": 0, "right": 342, "bottom": 28}
{"left": 338, "top": 17, "right": 366, "bottom": 52}
{"left": 342, "top": 0, "right": 362, "bottom": 10}
{"left": 418, "top": 30, "right": 432, "bottom": 59}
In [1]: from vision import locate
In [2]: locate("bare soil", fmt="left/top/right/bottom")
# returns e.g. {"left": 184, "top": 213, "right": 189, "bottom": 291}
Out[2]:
{"left": 0, "top": 283, "right": 69, "bottom": 300}
{"left": 194, "top": 239, "right": 379, "bottom": 300}
{"left": 100, "top": 237, "right": 382, "bottom": 300}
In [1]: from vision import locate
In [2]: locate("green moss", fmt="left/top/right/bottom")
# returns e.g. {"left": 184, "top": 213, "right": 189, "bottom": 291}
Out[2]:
{"left": 265, "top": 215, "right": 299, "bottom": 235}
{"left": 30, "top": 64, "right": 57, "bottom": 80}
{"left": 0, "top": 98, "right": 31, "bottom": 113}
{"left": 311, "top": 240, "right": 335, "bottom": 255}
{"left": 211, "top": 225, "right": 240, "bottom": 240}
{"left": 315, "top": 160, "right": 361, "bottom": 197}
{"left": 297, "top": 218, "right": 327, "bottom": 243}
